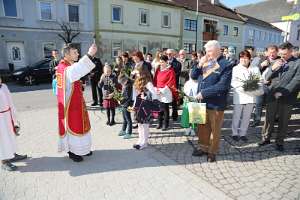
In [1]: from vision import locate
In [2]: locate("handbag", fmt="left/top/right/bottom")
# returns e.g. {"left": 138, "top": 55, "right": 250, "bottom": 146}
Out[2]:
{"left": 134, "top": 93, "right": 161, "bottom": 122}
{"left": 187, "top": 101, "right": 206, "bottom": 124}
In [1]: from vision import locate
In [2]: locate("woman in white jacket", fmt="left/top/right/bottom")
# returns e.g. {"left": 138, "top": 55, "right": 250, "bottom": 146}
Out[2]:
{"left": 231, "top": 50, "right": 263, "bottom": 142}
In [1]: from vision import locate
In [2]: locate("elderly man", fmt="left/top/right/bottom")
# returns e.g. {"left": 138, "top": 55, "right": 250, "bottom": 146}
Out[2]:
{"left": 191, "top": 40, "right": 233, "bottom": 162}
{"left": 178, "top": 49, "right": 191, "bottom": 85}
{"left": 166, "top": 49, "right": 182, "bottom": 121}
{"left": 259, "top": 42, "right": 300, "bottom": 151}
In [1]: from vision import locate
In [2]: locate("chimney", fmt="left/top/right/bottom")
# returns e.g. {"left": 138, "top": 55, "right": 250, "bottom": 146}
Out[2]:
{"left": 211, "top": 0, "right": 219, "bottom": 4}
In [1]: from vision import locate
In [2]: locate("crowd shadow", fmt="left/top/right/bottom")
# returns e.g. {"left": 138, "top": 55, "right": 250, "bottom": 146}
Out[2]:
{"left": 18, "top": 149, "right": 168, "bottom": 177}
{"left": 18, "top": 134, "right": 299, "bottom": 177}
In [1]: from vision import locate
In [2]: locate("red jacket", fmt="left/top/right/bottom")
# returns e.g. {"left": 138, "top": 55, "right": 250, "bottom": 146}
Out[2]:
{"left": 153, "top": 66, "right": 178, "bottom": 101}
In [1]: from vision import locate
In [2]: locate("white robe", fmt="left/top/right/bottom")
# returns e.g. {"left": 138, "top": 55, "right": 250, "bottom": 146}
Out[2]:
{"left": 57, "top": 55, "right": 95, "bottom": 156}
{"left": 0, "top": 84, "right": 17, "bottom": 160}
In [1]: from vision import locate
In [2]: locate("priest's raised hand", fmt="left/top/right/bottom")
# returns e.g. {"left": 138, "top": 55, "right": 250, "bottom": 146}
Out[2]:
{"left": 87, "top": 43, "right": 97, "bottom": 58}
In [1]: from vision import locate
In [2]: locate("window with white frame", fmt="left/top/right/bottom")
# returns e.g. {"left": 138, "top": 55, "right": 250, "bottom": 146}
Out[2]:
{"left": 112, "top": 5, "right": 122, "bottom": 23}
{"left": 274, "top": 34, "right": 277, "bottom": 42}
{"left": 39, "top": 1, "right": 52, "bottom": 20}
{"left": 269, "top": 33, "right": 272, "bottom": 42}
{"left": 68, "top": 4, "right": 79, "bottom": 22}
{"left": 264, "top": 32, "right": 267, "bottom": 41}
{"left": 223, "top": 25, "right": 228, "bottom": 36}
{"left": 233, "top": 27, "right": 239, "bottom": 36}
{"left": 249, "top": 29, "right": 254, "bottom": 38}
{"left": 162, "top": 12, "right": 171, "bottom": 28}
{"left": 278, "top": 35, "right": 282, "bottom": 43}
{"left": 112, "top": 41, "right": 122, "bottom": 58}
{"left": 139, "top": 9, "right": 149, "bottom": 25}
{"left": 184, "top": 19, "right": 197, "bottom": 31}
{"left": 43, "top": 42, "right": 56, "bottom": 58}
{"left": 183, "top": 43, "right": 196, "bottom": 54}
{"left": 3, "top": 0, "right": 17, "bottom": 17}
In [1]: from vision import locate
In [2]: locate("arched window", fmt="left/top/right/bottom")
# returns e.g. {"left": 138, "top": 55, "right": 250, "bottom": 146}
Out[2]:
{"left": 12, "top": 46, "right": 21, "bottom": 61}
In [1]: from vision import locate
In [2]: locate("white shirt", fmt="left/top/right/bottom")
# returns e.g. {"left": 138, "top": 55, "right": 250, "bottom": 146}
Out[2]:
{"left": 231, "top": 64, "right": 262, "bottom": 104}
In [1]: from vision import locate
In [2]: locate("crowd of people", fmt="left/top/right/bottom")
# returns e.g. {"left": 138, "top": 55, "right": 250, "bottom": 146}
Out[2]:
{"left": 0, "top": 40, "right": 299, "bottom": 171}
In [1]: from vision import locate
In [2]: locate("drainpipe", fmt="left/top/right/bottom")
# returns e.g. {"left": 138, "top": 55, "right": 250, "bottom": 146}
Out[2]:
{"left": 195, "top": 0, "right": 199, "bottom": 51}
{"left": 179, "top": 8, "right": 184, "bottom": 50}
{"left": 94, "top": 0, "right": 101, "bottom": 57}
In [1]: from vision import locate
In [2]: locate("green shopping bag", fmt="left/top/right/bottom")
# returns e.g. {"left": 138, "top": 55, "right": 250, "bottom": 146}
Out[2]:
{"left": 180, "top": 100, "right": 190, "bottom": 128}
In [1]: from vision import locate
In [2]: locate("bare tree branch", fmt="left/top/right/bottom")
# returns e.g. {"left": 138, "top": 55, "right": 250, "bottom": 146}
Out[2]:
{"left": 57, "top": 21, "right": 80, "bottom": 44}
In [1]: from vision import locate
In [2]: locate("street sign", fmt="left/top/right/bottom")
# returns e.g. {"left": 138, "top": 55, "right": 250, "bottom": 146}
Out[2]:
{"left": 281, "top": 13, "right": 300, "bottom": 21}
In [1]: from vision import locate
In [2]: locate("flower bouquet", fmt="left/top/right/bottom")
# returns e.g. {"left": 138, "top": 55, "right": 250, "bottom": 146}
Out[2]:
{"left": 112, "top": 86, "right": 123, "bottom": 103}
{"left": 241, "top": 73, "right": 260, "bottom": 92}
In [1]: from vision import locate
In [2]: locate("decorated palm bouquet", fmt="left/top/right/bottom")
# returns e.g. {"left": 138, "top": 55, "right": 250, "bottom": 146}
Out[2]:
{"left": 241, "top": 73, "right": 260, "bottom": 92}
{"left": 112, "top": 86, "right": 123, "bottom": 103}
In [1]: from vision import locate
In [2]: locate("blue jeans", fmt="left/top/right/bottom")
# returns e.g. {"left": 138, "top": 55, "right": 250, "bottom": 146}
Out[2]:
{"left": 122, "top": 109, "right": 132, "bottom": 134}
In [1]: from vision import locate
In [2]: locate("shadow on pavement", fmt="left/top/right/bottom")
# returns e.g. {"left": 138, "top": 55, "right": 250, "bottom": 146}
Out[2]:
{"left": 18, "top": 148, "right": 166, "bottom": 177}
{"left": 7, "top": 82, "right": 52, "bottom": 93}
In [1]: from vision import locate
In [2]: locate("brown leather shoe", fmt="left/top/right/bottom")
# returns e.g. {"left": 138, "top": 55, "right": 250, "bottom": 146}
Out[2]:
{"left": 192, "top": 149, "right": 207, "bottom": 157}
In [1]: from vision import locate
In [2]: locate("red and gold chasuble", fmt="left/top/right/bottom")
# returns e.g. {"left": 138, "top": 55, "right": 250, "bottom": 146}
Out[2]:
{"left": 56, "top": 60, "right": 91, "bottom": 138}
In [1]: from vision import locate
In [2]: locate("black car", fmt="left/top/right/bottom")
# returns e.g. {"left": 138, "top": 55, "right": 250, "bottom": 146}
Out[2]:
{"left": 12, "top": 59, "right": 52, "bottom": 85}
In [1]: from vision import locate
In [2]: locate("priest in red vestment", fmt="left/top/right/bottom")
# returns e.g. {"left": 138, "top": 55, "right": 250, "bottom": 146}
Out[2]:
{"left": 56, "top": 43, "right": 97, "bottom": 162}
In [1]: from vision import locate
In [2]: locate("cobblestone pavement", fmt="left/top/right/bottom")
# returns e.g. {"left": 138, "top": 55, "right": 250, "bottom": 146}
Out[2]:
{"left": 1, "top": 87, "right": 299, "bottom": 200}
{"left": 0, "top": 89, "right": 229, "bottom": 200}
{"left": 148, "top": 104, "right": 300, "bottom": 200}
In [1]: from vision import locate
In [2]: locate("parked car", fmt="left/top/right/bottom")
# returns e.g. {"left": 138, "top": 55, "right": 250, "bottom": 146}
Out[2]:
{"left": 12, "top": 59, "right": 52, "bottom": 85}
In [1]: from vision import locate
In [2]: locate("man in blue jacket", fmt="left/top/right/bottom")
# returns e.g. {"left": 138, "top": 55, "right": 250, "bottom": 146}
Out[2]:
{"left": 191, "top": 40, "right": 233, "bottom": 162}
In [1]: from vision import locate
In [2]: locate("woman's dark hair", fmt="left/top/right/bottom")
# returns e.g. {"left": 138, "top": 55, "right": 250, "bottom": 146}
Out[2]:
{"left": 191, "top": 51, "right": 198, "bottom": 58}
{"left": 159, "top": 55, "right": 168, "bottom": 62}
{"left": 239, "top": 50, "right": 252, "bottom": 59}
{"left": 132, "top": 51, "right": 144, "bottom": 61}
{"left": 197, "top": 50, "right": 205, "bottom": 57}
{"left": 122, "top": 52, "right": 129, "bottom": 58}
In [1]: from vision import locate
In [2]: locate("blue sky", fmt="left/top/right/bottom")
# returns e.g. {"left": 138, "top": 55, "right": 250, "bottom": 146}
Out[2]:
{"left": 220, "top": 0, "right": 264, "bottom": 8}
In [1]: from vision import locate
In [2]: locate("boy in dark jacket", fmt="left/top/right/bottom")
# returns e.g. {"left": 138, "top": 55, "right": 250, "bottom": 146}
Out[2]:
{"left": 118, "top": 74, "right": 133, "bottom": 139}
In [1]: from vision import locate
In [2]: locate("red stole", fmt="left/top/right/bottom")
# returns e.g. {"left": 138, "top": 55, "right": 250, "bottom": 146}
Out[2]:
{"left": 56, "top": 60, "right": 91, "bottom": 138}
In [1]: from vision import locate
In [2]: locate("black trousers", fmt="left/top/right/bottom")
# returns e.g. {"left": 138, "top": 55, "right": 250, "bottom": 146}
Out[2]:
{"left": 91, "top": 79, "right": 103, "bottom": 105}
{"left": 122, "top": 109, "right": 132, "bottom": 134}
{"left": 106, "top": 108, "right": 115, "bottom": 123}
{"left": 159, "top": 102, "right": 170, "bottom": 128}
{"left": 171, "top": 100, "right": 178, "bottom": 120}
